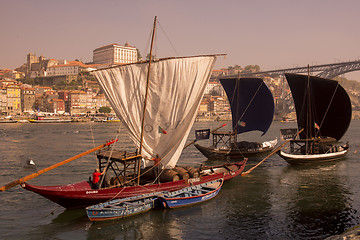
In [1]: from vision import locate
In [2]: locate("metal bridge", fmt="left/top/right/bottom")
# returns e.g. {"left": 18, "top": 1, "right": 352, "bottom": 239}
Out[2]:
{"left": 235, "top": 60, "right": 360, "bottom": 79}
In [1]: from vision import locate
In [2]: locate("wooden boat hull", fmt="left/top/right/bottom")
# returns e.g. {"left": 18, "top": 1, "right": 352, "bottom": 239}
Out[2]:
{"left": 28, "top": 119, "right": 71, "bottom": 123}
{"left": 158, "top": 178, "right": 223, "bottom": 208}
{"left": 0, "top": 120, "right": 17, "bottom": 123}
{"left": 22, "top": 160, "right": 246, "bottom": 209}
{"left": 194, "top": 139, "right": 277, "bottom": 159}
{"left": 278, "top": 145, "right": 349, "bottom": 165}
{"left": 86, "top": 193, "right": 160, "bottom": 222}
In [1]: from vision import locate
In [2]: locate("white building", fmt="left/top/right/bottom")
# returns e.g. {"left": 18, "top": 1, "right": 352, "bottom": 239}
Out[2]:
{"left": 204, "top": 82, "right": 225, "bottom": 96}
{"left": 46, "top": 61, "right": 90, "bottom": 76}
{"left": 93, "top": 43, "right": 138, "bottom": 65}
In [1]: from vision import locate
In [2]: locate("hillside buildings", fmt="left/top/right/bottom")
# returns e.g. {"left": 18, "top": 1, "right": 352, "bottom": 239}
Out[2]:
{"left": 7, "top": 42, "right": 355, "bottom": 120}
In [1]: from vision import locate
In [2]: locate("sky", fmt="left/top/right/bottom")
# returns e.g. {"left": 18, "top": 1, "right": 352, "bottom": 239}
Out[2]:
{"left": 2, "top": 0, "right": 360, "bottom": 79}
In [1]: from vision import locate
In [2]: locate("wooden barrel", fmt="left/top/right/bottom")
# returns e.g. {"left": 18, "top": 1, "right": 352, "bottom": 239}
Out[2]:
{"left": 183, "top": 166, "right": 200, "bottom": 178}
{"left": 110, "top": 176, "right": 124, "bottom": 186}
{"left": 173, "top": 167, "right": 190, "bottom": 180}
{"left": 159, "top": 169, "right": 180, "bottom": 182}
{"left": 140, "top": 167, "right": 156, "bottom": 180}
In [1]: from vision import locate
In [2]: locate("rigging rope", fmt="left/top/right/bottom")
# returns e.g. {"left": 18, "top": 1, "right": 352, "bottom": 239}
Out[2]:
{"left": 88, "top": 121, "right": 96, "bottom": 160}
{"left": 315, "top": 83, "right": 340, "bottom": 139}
{"left": 157, "top": 20, "right": 179, "bottom": 57}
{"left": 230, "top": 80, "right": 265, "bottom": 132}
{"left": 228, "top": 79, "right": 265, "bottom": 158}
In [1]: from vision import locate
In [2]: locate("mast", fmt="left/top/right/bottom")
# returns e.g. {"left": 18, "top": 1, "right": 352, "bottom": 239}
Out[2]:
{"left": 306, "top": 65, "right": 312, "bottom": 154}
{"left": 137, "top": 16, "right": 157, "bottom": 185}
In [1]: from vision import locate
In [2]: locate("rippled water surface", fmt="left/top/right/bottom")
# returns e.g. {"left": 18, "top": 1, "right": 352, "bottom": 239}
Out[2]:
{"left": 1, "top": 121, "right": 360, "bottom": 240}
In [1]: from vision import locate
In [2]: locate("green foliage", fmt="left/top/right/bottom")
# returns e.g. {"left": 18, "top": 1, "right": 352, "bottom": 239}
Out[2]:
{"left": 21, "top": 78, "right": 35, "bottom": 85}
{"left": 99, "top": 106, "right": 111, "bottom": 113}
{"left": 146, "top": 54, "right": 156, "bottom": 61}
{"left": 243, "top": 65, "right": 260, "bottom": 73}
{"left": 136, "top": 48, "right": 142, "bottom": 61}
{"left": 334, "top": 76, "right": 360, "bottom": 91}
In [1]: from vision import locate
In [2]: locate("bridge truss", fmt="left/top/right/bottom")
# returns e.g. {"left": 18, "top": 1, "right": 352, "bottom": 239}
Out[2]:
{"left": 234, "top": 60, "right": 360, "bottom": 79}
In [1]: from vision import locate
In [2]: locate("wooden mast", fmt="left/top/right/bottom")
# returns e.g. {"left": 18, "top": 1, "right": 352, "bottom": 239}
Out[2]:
{"left": 306, "top": 64, "right": 312, "bottom": 154}
{"left": 137, "top": 16, "right": 157, "bottom": 185}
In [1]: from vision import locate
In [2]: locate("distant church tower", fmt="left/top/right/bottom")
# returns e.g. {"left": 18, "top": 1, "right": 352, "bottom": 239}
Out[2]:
{"left": 26, "top": 53, "right": 38, "bottom": 78}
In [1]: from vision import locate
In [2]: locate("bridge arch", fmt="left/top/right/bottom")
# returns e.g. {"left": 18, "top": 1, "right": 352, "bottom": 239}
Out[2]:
{"left": 235, "top": 60, "right": 360, "bottom": 79}
{"left": 316, "top": 62, "right": 360, "bottom": 78}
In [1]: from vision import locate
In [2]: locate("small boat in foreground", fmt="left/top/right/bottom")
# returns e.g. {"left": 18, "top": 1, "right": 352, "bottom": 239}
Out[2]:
{"left": 22, "top": 158, "right": 245, "bottom": 209}
{"left": 158, "top": 177, "right": 223, "bottom": 208}
{"left": 86, "top": 191, "right": 162, "bottom": 222}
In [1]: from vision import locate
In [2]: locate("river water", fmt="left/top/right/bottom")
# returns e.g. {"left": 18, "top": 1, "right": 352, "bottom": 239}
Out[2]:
{"left": 1, "top": 120, "right": 360, "bottom": 240}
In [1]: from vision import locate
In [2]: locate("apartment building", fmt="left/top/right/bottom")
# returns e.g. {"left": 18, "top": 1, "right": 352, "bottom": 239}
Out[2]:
{"left": 6, "top": 84, "right": 21, "bottom": 114}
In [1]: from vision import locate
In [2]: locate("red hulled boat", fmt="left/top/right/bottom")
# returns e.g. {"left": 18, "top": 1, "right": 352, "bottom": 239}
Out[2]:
{"left": 22, "top": 159, "right": 246, "bottom": 209}
{"left": 9, "top": 18, "right": 248, "bottom": 208}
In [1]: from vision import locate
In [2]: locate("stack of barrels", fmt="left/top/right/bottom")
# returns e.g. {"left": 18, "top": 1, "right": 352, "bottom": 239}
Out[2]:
{"left": 140, "top": 166, "right": 200, "bottom": 182}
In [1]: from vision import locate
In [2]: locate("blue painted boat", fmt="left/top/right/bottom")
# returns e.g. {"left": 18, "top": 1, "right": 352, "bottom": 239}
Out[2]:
{"left": 86, "top": 191, "right": 163, "bottom": 222}
{"left": 158, "top": 177, "right": 223, "bottom": 208}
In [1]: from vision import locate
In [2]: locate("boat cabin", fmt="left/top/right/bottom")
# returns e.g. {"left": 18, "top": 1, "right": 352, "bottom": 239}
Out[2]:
{"left": 212, "top": 131, "right": 237, "bottom": 150}
{"left": 211, "top": 131, "right": 262, "bottom": 150}
{"left": 95, "top": 148, "right": 142, "bottom": 189}
{"left": 289, "top": 137, "right": 339, "bottom": 155}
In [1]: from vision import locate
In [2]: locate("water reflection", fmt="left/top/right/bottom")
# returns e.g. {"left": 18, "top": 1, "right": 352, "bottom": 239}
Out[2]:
{"left": 221, "top": 163, "right": 274, "bottom": 239}
{"left": 278, "top": 161, "right": 358, "bottom": 239}
{"left": 2, "top": 121, "right": 360, "bottom": 239}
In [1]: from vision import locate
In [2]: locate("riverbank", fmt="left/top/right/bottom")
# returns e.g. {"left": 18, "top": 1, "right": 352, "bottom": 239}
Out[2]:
{"left": 1, "top": 115, "right": 231, "bottom": 123}
{"left": 325, "top": 225, "right": 360, "bottom": 240}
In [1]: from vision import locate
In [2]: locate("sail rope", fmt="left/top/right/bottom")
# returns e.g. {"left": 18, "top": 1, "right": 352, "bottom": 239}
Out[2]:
{"left": 157, "top": 20, "right": 179, "bottom": 57}
{"left": 98, "top": 126, "right": 121, "bottom": 188}
{"left": 230, "top": 79, "right": 265, "bottom": 132}
{"left": 228, "top": 79, "right": 265, "bottom": 157}
{"left": 143, "top": 24, "right": 154, "bottom": 61}
{"left": 106, "top": 163, "right": 163, "bottom": 202}
{"left": 315, "top": 83, "right": 340, "bottom": 139}
{"left": 88, "top": 121, "right": 96, "bottom": 149}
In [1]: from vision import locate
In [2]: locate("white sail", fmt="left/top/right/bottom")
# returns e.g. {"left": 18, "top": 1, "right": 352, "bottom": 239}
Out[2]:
{"left": 92, "top": 55, "right": 217, "bottom": 168}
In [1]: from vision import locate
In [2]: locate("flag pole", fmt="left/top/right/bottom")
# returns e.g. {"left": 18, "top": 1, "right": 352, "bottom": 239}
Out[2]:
{"left": 183, "top": 123, "right": 227, "bottom": 150}
{"left": 0, "top": 139, "right": 118, "bottom": 192}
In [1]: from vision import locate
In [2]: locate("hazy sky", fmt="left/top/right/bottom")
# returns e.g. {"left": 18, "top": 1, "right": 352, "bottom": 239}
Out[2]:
{"left": 2, "top": 0, "right": 360, "bottom": 79}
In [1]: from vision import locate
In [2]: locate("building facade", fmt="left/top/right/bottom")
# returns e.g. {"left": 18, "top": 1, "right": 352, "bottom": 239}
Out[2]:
{"left": 21, "top": 87, "right": 35, "bottom": 113}
{"left": 6, "top": 84, "right": 21, "bottom": 114}
{"left": 49, "top": 99, "right": 65, "bottom": 114}
{"left": 0, "top": 87, "right": 7, "bottom": 113}
{"left": 93, "top": 43, "right": 138, "bottom": 65}
{"left": 69, "top": 90, "right": 93, "bottom": 114}
{"left": 46, "top": 64, "right": 80, "bottom": 76}
{"left": 92, "top": 94, "right": 109, "bottom": 110}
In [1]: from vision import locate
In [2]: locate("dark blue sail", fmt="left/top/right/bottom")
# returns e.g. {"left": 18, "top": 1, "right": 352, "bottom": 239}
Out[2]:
{"left": 285, "top": 73, "right": 352, "bottom": 141}
{"left": 220, "top": 78, "right": 274, "bottom": 135}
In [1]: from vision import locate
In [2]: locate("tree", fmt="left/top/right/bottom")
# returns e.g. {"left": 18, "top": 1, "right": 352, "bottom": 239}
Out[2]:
{"left": 146, "top": 53, "right": 156, "bottom": 61}
{"left": 99, "top": 106, "right": 111, "bottom": 113}
{"left": 136, "top": 48, "right": 142, "bottom": 61}
{"left": 242, "top": 65, "right": 260, "bottom": 74}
